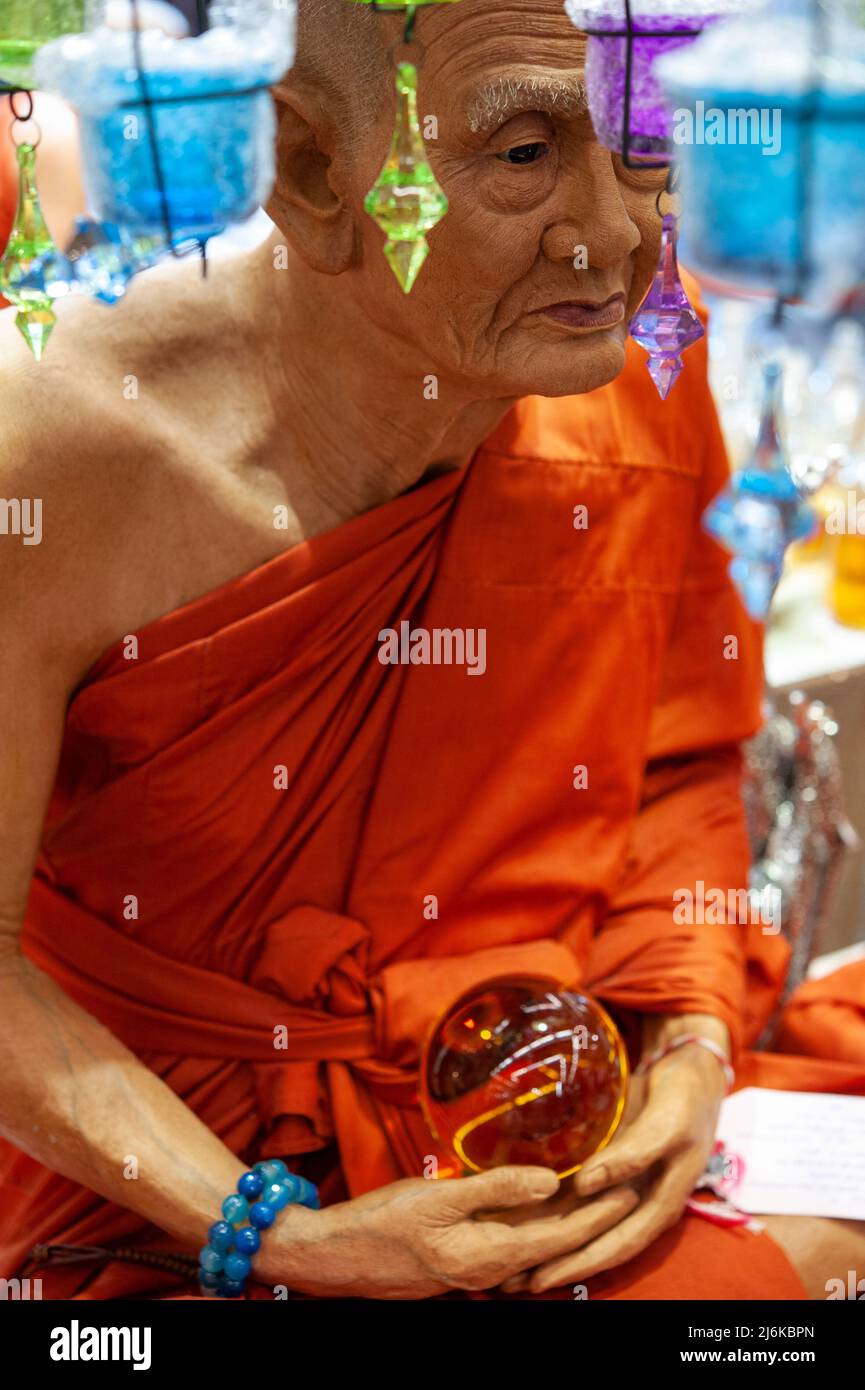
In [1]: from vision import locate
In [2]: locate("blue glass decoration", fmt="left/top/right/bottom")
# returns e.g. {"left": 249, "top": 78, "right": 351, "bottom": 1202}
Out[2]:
{"left": 16, "top": 217, "right": 170, "bottom": 306}
{"left": 703, "top": 360, "right": 816, "bottom": 619}
{"left": 34, "top": 1, "right": 297, "bottom": 245}
{"left": 658, "top": 0, "right": 865, "bottom": 308}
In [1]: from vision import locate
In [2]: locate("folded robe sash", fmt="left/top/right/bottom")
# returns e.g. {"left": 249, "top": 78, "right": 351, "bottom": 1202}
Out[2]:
{"left": 25, "top": 878, "right": 582, "bottom": 1083}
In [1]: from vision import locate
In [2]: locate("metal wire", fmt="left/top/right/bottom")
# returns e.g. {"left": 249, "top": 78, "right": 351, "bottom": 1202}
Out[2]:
{"left": 129, "top": 0, "right": 180, "bottom": 257}
{"left": 117, "top": 81, "right": 273, "bottom": 109}
{"left": 370, "top": 0, "right": 451, "bottom": 65}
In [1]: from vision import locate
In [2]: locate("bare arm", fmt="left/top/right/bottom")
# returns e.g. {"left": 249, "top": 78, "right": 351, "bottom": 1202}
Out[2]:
{"left": 0, "top": 596, "right": 250, "bottom": 1249}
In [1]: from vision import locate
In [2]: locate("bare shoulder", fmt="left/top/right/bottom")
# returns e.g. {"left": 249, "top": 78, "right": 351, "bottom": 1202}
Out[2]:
{"left": 0, "top": 253, "right": 239, "bottom": 680}
{"left": 1, "top": 247, "right": 285, "bottom": 684}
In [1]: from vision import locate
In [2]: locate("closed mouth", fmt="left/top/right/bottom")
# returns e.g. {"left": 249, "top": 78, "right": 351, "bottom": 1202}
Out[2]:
{"left": 531, "top": 294, "right": 626, "bottom": 330}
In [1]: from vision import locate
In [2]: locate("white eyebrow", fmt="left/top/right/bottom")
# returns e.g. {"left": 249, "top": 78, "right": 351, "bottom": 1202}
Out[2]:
{"left": 465, "top": 74, "right": 588, "bottom": 135}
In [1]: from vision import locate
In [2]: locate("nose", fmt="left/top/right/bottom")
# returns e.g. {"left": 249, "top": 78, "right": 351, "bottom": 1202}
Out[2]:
{"left": 541, "top": 146, "right": 642, "bottom": 272}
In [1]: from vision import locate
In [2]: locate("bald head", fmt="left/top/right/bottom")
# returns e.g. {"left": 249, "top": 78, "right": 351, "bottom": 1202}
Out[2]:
{"left": 292, "top": 0, "right": 390, "bottom": 139}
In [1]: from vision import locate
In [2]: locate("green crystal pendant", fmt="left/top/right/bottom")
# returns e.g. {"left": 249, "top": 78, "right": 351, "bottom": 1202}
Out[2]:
{"left": 364, "top": 62, "right": 448, "bottom": 294}
{"left": 0, "top": 143, "right": 59, "bottom": 360}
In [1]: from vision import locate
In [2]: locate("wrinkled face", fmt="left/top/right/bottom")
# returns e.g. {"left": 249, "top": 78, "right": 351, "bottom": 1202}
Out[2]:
{"left": 346, "top": 0, "right": 668, "bottom": 398}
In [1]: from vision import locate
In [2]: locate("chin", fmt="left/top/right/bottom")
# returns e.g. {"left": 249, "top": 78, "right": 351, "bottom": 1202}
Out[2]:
{"left": 498, "top": 328, "right": 629, "bottom": 400}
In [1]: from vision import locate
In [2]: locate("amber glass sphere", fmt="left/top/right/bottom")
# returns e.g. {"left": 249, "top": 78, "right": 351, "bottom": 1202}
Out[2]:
{"left": 420, "top": 976, "right": 628, "bottom": 1178}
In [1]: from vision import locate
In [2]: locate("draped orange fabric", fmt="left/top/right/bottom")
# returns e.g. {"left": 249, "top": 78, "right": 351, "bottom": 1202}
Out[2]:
{"left": 2, "top": 321, "right": 862, "bottom": 1299}
{"left": 777, "top": 960, "right": 865, "bottom": 1065}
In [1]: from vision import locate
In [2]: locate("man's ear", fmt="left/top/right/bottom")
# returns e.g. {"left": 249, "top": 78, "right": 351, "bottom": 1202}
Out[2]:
{"left": 267, "top": 82, "right": 356, "bottom": 276}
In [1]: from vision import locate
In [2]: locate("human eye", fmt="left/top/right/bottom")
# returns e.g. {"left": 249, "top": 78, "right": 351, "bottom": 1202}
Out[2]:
{"left": 495, "top": 141, "right": 552, "bottom": 166}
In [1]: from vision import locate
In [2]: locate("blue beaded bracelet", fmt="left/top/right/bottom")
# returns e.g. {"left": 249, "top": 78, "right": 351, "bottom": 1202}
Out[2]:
{"left": 198, "top": 1159, "right": 320, "bottom": 1298}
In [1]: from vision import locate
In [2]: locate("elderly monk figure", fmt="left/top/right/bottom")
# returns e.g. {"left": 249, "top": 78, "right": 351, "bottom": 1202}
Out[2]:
{"left": 1, "top": 0, "right": 864, "bottom": 1301}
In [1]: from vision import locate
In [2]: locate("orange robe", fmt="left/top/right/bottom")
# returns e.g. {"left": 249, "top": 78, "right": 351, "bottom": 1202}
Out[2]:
{"left": 778, "top": 960, "right": 865, "bottom": 1065}
{"left": 2, "top": 321, "right": 863, "bottom": 1300}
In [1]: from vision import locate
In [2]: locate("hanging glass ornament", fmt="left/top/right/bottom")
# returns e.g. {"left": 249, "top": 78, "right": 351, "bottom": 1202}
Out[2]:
{"left": 14, "top": 216, "right": 170, "bottom": 306}
{"left": 746, "top": 305, "right": 864, "bottom": 495}
{"left": 657, "top": 0, "right": 865, "bottom": 308}
{"left": 703, "top": 359, "right": 816, "bottom": 619}
{"left": 34, "top": 0, "right": 297, "bottom": 247}
{"left": 347, "top": 1, "right": 459, "bottom": 291}
{"left": 630, "top": 210, "right": 704, "bottom": 397}
{"left": 364, "top": 60, "right": 448, "bottom": 293}
{"left": 63, "top": 217, "right": 168, "bottom": 302}
{"left": 565, "top": 0, "right": 746, "bottom": 162}
{"left": 0, "top": 0, "right": 85, "bottom": 90}
{"left": 0, "top": 141, "right": 61, "bottom": 360}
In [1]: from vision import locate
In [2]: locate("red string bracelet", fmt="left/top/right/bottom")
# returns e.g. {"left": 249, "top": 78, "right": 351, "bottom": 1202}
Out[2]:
{"left": 635, "top": 1032, "right": 735, "bottom": 1096}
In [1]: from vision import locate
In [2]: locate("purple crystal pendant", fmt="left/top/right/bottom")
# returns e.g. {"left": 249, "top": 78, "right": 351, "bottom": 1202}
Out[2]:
{"left": 630, "top": 213, "right": 705, "bottom": 399}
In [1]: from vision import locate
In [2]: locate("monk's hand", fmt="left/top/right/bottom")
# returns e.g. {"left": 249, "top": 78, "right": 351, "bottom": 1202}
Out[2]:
{"left": 255, "top": 1163, "right": 639, "bottom": 1299}
{"left": 500, "top": 1012, "right": 731, "bottom": 1295}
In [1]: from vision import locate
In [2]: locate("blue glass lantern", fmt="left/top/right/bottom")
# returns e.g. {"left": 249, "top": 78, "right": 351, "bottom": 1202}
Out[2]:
{"left": 34, "top": 0, "right": 297, "bottom": 246}
{"left": 657, "top": 0, "right": 865, "bottom": 309}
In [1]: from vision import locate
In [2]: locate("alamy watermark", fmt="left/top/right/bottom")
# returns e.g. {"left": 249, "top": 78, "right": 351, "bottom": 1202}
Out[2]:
{"left": 0, "top": 1277, "right": 42, "bottom": 1299}
{"left": 673, "top": 102, "right": 782, "bottom": 157}
{"left": 826, "top": 491, "right": 865, "bottom": 535}
{"left": 378, "top": 621, "right": 487, "bottom": 676}
{"left": 826, "top": 1271, "right": 864, "bottom": 1299}
{"left": 49, "top": 1320, "right": 151, "bottom": 1370}
{"left": 0, "top": 497, "right": 41, "bottom": 545}
{"left": 673, "top": 880, "right": 782, "bottom": 935}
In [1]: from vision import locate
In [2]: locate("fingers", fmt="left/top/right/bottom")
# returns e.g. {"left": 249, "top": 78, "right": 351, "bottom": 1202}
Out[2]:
{"left": 522, "top": 1149, "right": 701, "bottom": 1293}
{"left": 574, "top": 1067, "right": 689, "bottom": 1197}
{"left": 490, "top": 1183, "right": 641, "bottom": 1283}
{"left": 443, "top": 1165, "right": 560, "bottom": 1218}
{"left": 476, "top": 1183, "right": 579, "bottom": 1228}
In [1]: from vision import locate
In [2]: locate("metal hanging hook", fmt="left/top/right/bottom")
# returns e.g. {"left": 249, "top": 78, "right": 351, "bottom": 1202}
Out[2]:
{"left": 7, "top": 90, "right": 41, "bottom": 148}
{"left": 655, "top": 163, "right": 681, "bottom": 219}
{"left": 371, "top": 1, "right": 429, "bottom": 68}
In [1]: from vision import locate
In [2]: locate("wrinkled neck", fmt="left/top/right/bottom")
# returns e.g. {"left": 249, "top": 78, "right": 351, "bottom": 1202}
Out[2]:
{"left": 245, "top": 230, "right": 516, "bottom": 531}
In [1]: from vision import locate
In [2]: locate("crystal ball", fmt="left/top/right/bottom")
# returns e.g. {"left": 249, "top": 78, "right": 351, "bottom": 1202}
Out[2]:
{"left": 420, "top": 976, "right": 628, "bottom": 1178}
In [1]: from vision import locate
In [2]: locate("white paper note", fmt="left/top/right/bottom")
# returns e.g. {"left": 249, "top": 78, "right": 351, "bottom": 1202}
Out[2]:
{"left": 716, "top": 1088, "right": 865, "bottom": 1220}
